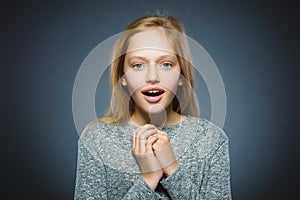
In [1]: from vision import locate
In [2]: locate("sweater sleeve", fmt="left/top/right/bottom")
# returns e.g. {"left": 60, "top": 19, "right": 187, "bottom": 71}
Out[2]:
{"left": 74, "top": 139, "right": 160, "bottom": 200}
{"left": 121, "top": 176, "right": 160, "bottom": 200}
{"left": 205, "top": 140, "right": 231, "bottom": 199}
{"left": 160, "top": 139, "right": 232, "bottom": 200}
{"left": 74, "top": 140, "right": 107, "bottom": 199}
{"left": 203, "top": 139, "right": 232, "bottom": 199}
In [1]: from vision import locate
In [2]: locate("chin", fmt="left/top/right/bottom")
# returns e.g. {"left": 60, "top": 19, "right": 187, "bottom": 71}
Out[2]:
{"left": 147, "top": 104, "right": 167, "bottom": 115}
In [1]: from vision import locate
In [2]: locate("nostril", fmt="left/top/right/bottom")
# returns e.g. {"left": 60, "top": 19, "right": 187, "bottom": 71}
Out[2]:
{"left": 145, "top": 64, "right": 160, "bottom": 82}
{"left": 146, "top": 76, "right": 160, "bottom": 83}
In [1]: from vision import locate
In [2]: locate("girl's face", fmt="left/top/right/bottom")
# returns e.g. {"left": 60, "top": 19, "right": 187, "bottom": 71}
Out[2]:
{"left": 122, "top": 28, "right": 182, "bottom": 115}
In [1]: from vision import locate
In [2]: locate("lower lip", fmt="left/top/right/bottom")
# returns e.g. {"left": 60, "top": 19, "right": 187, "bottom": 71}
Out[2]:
{"left": 143, "top": 93, "right": 164, "bottom": 103}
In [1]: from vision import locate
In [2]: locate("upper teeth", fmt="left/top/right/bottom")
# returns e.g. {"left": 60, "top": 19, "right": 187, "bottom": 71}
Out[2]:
{"left": 148, "top": 90, "right": 160, "bottom": 93}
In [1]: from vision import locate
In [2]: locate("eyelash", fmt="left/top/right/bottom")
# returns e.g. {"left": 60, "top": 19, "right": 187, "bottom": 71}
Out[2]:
{"left": 132, "top": 62, "right": 173, "bottom": 70}
{"left": 160, "top": 62, "right": 173, "bottom": 69}
{"left": 132, "top": 63, "right": 145, "bottom": 70}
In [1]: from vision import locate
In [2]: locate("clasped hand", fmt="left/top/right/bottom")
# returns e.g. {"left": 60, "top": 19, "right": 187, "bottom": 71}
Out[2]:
{"left": 132, "top": 124, "right": 178, "bottom": 190}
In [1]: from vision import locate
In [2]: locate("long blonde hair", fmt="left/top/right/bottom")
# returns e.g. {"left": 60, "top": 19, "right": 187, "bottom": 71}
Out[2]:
{"left": 94, "top": 15, "right": 200, "bottom": 125}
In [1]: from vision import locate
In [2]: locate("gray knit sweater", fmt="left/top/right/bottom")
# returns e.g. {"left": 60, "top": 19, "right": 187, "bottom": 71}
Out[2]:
{"left": 74, "top": 116, "right": 232, "bottom": 199}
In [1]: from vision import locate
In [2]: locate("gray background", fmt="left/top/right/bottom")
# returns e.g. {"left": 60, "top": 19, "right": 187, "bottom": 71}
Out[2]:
{"left": 2, "top": 1, "right": 299, "bottom": 199}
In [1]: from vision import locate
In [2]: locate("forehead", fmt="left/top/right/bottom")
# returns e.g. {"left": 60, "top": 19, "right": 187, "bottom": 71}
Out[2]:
{"left": 126, "top": 28, "right": 175, "bottom": 53}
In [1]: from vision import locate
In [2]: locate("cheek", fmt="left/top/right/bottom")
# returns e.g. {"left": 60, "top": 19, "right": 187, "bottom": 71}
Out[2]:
{"left": 160, "top": 70, "right": 181, "bottom": 94}
{"left": 122, "top": 68, "right": 181, "bottom": 95}
{"left": 123, "top": 70, "right": 146, "bottom": 95}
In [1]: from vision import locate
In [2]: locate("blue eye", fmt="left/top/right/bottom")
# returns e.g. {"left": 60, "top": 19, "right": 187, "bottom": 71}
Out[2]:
{"left": 161, "top": 62, "right": 172, "bottom": 69}
{"left": 133, "top": 63, "right": 144, "bottom": 70}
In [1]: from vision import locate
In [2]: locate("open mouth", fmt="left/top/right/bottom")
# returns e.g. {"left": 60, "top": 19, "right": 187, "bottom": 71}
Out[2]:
{"left": 141, "top": 88, "right": 165, "bottom": 103}
{"left": 142, "top": 89, "right": 165, "bottom": 97}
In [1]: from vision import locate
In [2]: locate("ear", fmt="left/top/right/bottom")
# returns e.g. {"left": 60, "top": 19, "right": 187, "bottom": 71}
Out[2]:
{"left": 121, "top": 77, "right": 127, "bottom": 86}
{"left": 178, "top": 78, "right": 183, "bottom": 86}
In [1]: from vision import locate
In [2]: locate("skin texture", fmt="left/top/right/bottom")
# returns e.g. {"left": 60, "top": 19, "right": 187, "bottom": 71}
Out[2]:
{"left": 122, "top": 29, "right": 182, "bottom": 190}
{"left": 132, "top": 125, "right": 163, "bottom": 190}
{"left": 132, "top": 125, "right": 179, "bottom": 190}
{"left": 121, "top": 28, "right": 183, "bottom": 124}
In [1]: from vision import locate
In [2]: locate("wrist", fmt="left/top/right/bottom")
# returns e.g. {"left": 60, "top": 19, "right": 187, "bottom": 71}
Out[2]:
{"left": 163, "top": 161, "right": 179, "bottom": 177}
{"left": 141, "top": 173, "right": 160, "bottom": 190}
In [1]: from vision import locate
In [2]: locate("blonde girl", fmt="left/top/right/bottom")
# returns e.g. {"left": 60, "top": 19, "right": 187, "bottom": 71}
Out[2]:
{"left": 75, "top": 15, "right": 231, "bottom": 199}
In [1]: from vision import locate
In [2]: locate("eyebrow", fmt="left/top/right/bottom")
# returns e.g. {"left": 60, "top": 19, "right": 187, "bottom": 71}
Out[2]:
{"left": 127, "top": 55, "right": 177, "bottom": 63}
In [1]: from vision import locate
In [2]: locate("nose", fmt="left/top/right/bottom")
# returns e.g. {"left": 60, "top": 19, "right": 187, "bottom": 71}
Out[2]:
{"left": 145, "top": 64, "right": 160, "bottom": 83}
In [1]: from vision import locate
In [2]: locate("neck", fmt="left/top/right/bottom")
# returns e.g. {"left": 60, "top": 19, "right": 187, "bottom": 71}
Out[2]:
{"left": 129, "top": 104, "right": 184, "bottom": 127}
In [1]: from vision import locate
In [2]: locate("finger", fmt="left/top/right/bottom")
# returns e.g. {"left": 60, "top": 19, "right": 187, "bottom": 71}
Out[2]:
{"left": 138, "top": 124, "right": 156, "bottom": 134}
{"left": 145, "top": 135, "right": 159, "bottom": 153}
{"left": 138, "top": 136, "right": 147, "bottom": 153}
{"left": 148, "top": 134, "right": 159, "bottom": 142}
{"left": 135, "top": 125, "right": 154, "bottom": 139}
{"left": 157, "top": 130, "right": 169, "bottom": 141}
{"left": 157, "top": 130, "right": 168, "bottom": 136}
{"left": 152, "top": 134, "right": 165, "bottom": 151}
{"left": 135, "top": 125, "right": 157, "bottom": 153}
{"left": 134, "top": 129, "right": 140, "bottom": 153}
{"left": 152, "top": 141, "right": 159, "bottom": 151}
{"left": 143, "top": 124, "right": 156, "bottom": 129}
{"left": 140, "top": 128, "right": 158, "bottom": 140}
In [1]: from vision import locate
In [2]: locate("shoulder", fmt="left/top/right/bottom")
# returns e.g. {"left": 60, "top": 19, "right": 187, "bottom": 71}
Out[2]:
{"left": 187, "top": 115, "right": 229, "bottom": 149}
{"left": 82, "top": 116, "right": 117, "bottom": 133}
{"left": 80, "top": 117, "right": 118, "bottom": 142}
{"left": 78, "top": 117, "right": 121, "bottom": 156}
{"left": 203, "top": 117, "right": 228, "bottom": 142}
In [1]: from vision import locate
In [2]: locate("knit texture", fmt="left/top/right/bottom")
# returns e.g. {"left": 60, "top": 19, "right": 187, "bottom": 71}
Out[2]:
{"left": 74, "top": 116, "right": 232, "bottom": 199}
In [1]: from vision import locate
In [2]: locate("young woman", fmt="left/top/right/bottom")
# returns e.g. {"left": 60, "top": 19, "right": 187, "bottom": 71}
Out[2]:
{"left": 74, "top": 15, "right": 232, "bottom": 199}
